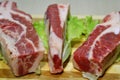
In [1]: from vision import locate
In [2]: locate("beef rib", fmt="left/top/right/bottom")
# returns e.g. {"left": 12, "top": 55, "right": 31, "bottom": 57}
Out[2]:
{"left": 73, "top": 12, "right": 120, "bottom": 80}
{"left": 0, "top": 1, "right": 45, "bottom": 76}
{"left": 45, "top": 4, "right": 70, "bottom": 74}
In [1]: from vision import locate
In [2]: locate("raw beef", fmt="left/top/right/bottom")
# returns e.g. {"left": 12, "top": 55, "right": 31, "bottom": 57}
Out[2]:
{"left": 0, "top": 1, "right": 45, "bottom": 76}
{"left": 73, "top": 12, "right": 120, "bottom": 80}
{"left": 45, "top": 4, "right": 70, "bottom": 73}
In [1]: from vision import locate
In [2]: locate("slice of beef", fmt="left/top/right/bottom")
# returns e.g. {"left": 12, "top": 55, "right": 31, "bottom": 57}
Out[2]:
{"left": 0, "top": 1, "right": 45, "bottom": 76}
{"left": 45, "top": 4, "right": 70, "bottom": 74}
{"left": 73, "top": 12, "right": 120, "bottom": 80}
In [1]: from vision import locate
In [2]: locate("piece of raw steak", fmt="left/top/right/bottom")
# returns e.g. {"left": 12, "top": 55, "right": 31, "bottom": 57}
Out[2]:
{"left": 45, "top": 4, "right": 70, "bottom": 74}
{"left": 73, "top": 12, "right": 120, "bottom": 80}
{"left": 0, "top": 1, "right": 45, "bottom": 76}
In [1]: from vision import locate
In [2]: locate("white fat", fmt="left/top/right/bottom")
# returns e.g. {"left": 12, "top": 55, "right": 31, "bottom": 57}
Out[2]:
{"left": 57, "top": 4, "right": 69, "bottom": 28}
{"left": 38, "top": 38, "right": 45, "bottom": 52}
{"left": 88, "top": 12, "right": 120, "bottom": 60}
{"left": 0, "top": 29, "right": 19, "bottom": 55}
{"left": 114, "top": 27, "right": 120, "bottom": 35}
{"left": 28, "top": 52, "right": 43, "bottom": 72}
{"left": 11, "top": 57, "right": 19, "bottom": 76}
{"left": 49, "top": 27, "right": 63, "bottom": 58}
{"left": 90, "top": 61, "right": 102, "bottom": 76}
{"left": 82, "top": 72, "right": 98, "bottom": 80}
{"left": 48, "top": 51, "right": 54, "bottom": 72}
{"left": 5, "top": 1, "right": 13, "bottom": 9}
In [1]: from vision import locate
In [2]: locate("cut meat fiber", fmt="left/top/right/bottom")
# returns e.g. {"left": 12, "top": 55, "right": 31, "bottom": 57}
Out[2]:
{"left": 45, "top": 4, "right": 70, "bottom": 74}
{"left": 0, "top": 1, "right": 45, "bottom": 76}
{"left": 73, "top": 12, "right": 120, "bottom": 80}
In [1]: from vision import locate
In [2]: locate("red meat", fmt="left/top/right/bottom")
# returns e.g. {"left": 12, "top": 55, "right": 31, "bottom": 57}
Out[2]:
{"left": 0, "top": 1, "right": 45, "bottom": 76}
{"left": 73, "top": 12, "right": 120, "bottom": 80}
{"left": 45, "top": 4, "right": 70, "bottom": 73}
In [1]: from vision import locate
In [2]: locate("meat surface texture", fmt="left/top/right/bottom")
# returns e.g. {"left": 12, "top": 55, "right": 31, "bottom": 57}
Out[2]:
{"left": 0, "top": 1, "right": 45, "bottom": 76}
{"left": 45, "top": 4, "right": 69, "bottom": 74}
{"left": 73, "top": 12, "right": 120, "bottom": 80}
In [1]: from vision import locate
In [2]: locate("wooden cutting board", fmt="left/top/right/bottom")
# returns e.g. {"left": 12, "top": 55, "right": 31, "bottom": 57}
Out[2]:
{"left": 0, "top": 16, "right": 120, "bottom": 80}
{"left": 0, "top": 47, "right": 120, "bottom": 80}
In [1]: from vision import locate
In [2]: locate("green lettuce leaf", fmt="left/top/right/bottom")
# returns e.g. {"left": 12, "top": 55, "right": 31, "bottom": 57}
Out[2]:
{"left": 0, "top": 47, "right": 7, "bottom": 63}
{"left": 62, "top": 16, "right": 99, "bottom": 62}
{"left": 0, "top": 47, "right": 2, "bottom": 60}
{"left": 0, "top": 53, "right": 3, "bottom": 60}
{"left": 33, "top": 20, "right": 48, "bottom": 50}
{"left": 0, "top": 53, "right": 6, "bottom": 63}
{"left": 115, "top": 53, "right": 120, "bottom": 62}
{"left": 84, "top": 16, "right": 99, "bottom": 36}
{"left": 62, "top": 39, "right": 71, "bottom": 63}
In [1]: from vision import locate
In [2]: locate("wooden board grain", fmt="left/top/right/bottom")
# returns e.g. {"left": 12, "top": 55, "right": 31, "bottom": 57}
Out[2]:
{"left": 0, "top": 16, "right": 120, "bottom": 80}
